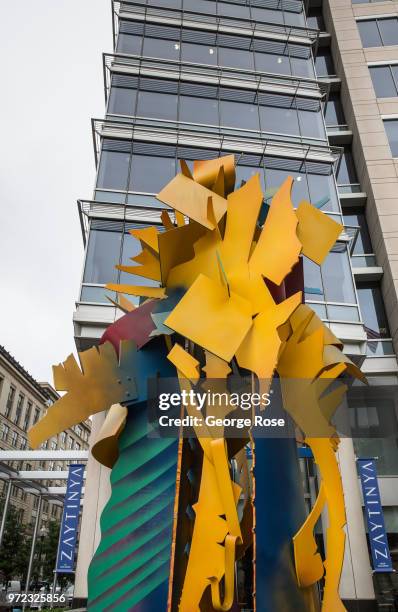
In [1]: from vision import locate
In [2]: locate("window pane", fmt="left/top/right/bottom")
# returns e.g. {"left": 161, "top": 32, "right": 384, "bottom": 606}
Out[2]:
{"left": 97, "top": 150, "right": 130, "bottom": 190}
{"left": 83, "top": 229, "right": 122, "bottom": 284}
{"left": 220, "top": 100, "right": 260, "bottom": 130}
{"left": 81, "top": 286, "right": 117, "bottom": 304}
{"left": 324, "top": 93, "right": 345, "bottom": 126}
{"left": 284, "top": 10, "right": 305, "bottom": 27}
{"left": 343, "top": 210, "right": 373, "bottom": 254}
{"left": 254, "top": 52, "right": 291, "bottom": 75}
{"left": 357, "top": 20, "right": 382, "bottom": 48}
{"left": 369, "top": 66, "right": 397, "bottom": 98}
{"left": 155, "top": 0, "right": 182, "bottom": 7}
{"left": 378, "top": 18, "right": 398, "bottom": 46}
{"left": 291, "top": 172, "right": 310, "bottom": 203}
{"left": 129, "top": 155, "right": 176, "bottom": 192}
{"left": 384, "top": 119, "right": 398, "bottom": 156}
{"left": 357, "top": 283, "right": 390, "bottom": 337}
{"left": 219, "top": 2, "right": 251, "bottom": 18}
{"left": 290, "top": 56, "right": 315, "bottom": 78}
{"left": 308, "top": 173, "right": 339, "bottom": 211}
{"left": 137, "top": 91, "right": 178, "bottom": 120}
{"left": 391, "top": 65, "right": 398, "bottom": 90}
{"left": 298, "top": 109, "right": 327, "bottom": 139}
{"left": 259, "top": 105, "right": 300, "bottom": 136}
{"left": 181, "top": 42, "right": 217, "bottom": 65}
{"left": 108, "top": 87, "right": 137, "bottom": 115}
{"left": 336, "top": 148, "right": 358, "bottom": 184}
{"left": 251, "top": 7, "right": 282, "bottom": 24}
{"left": 303, "top": 256, "right": 324, "bottom": 300}
{"left": 183, "top": 0, "right": 216, "bottom": 13}
{"left": 143, "top": 37, "right": 181, "bottom": 60}
{"left": 179, "top": 95, "right": 219, "bottom": 125}
{"left": 314, "top": 48, "right": 335, "bottom": 76}
{"left": 117, "top": 33, "right": 142, "bottom": 55}
{"left": 218, "top": 46, "right": 255, "bottom": 70}
{"left": 322, "top": 251, "right": 356, "bottom": 303}
{"left": 236, "top": 165, "right": 265, "bottom": 191}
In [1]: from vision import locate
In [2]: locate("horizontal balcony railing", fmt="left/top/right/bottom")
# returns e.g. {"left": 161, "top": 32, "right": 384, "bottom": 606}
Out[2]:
{"left": 326, "top": 123, "right": 349, "bottom": 132}
{"left": 366, "top": 339, "right": 395, "bottom": 357}
{"left": 351, "top": 253, "right": 378, "bottom": 268}
{"left": 92, "top": 116, "right": 340, "bottom": 169}
{"left": 305, "top": 300, "right": 361, "bottom": 324}
{"left": 338, "top": 183, "right": 362, "bottom": 194}
{"left": 103, "top": 52, "right": 328, "bottom": 102}
{"left": 113, "top": 1, "right": 319, "bottom": 46}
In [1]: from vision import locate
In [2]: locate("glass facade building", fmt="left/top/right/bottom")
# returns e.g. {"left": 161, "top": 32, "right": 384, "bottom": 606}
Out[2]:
{"left": 73, "top": 0, "right": 398, "bottom": 610}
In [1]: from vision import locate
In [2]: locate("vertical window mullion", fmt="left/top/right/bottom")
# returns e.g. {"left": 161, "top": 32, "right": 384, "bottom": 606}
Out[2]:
{"left": 376, "top": 19, "right": 384, "bottom": 46}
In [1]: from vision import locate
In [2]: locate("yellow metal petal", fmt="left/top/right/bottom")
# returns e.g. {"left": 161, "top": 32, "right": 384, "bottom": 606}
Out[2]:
{"left": 296, "top": 201, "right": 343, "bottom": 265}
{"left": 220, "top": 174, "right": 263, "bottom": 270}
{"left": 236, "top": 292, "right": 302, "bottom": 379}
{"left": 129, "top": 226, "right": 159, "bottom": 253}
{"left": 164, "top": 274, "right": 252, "bottom": 362}
{"left": 249, "top": 176, "right": 302, "bottom": 284}
{"left": 293, "top": 483, "right": 326, "bottom": 587}
{"left": 156, "top": 173, "right": 227, "bottom": 229}
{"left": 167, "top": 343, "right": 200, "bottom": 383}
{"left": 192, "top": 154, "right": 236, "bottom": 194}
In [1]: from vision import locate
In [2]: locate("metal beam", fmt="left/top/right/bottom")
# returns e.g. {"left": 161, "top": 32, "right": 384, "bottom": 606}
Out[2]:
{"left": 17, "top": 470, "right": 86, "bottom": 480}
{"left": 47, "top": 487, "right": 86, "bottom": 496}
{"left": 0, "top": 450, "right": 88, "bottom": 461}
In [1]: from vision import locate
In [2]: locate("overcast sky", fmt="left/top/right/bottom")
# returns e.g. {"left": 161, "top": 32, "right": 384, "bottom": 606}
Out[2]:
{"left": 0, "top": 2, "right": 111, "bottom": 383}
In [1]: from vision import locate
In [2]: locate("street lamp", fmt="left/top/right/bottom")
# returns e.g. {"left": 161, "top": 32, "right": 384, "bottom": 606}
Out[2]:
{"left": 36, "top": 525, "right": 48, "bottom": 588}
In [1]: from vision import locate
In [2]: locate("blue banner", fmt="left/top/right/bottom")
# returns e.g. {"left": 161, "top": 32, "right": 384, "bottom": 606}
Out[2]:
{"left": 357, "top": 459, "right": 393, "bottom": 573}
{"left": 56, "top": 464, "right": 85, "bottom": 573}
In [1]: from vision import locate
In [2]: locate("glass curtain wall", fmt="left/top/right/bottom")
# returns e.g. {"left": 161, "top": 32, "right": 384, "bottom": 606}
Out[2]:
{"left": 81, "top": 0, "right": 357, "bottom": 322}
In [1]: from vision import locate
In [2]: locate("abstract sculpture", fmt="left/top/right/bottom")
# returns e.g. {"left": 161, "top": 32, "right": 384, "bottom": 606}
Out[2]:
{"left": 29, "top": 154, "right": 363, "bottom": 611}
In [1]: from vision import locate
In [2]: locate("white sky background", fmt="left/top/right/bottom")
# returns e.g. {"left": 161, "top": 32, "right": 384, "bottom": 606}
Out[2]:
{"left": 0, "top": 1, "right": 112, "bottom": 382}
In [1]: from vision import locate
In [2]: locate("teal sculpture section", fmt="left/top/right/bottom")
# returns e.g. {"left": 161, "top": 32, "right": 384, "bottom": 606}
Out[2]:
{"left": 87, "top": 405, "right": 178, "bottom": 611}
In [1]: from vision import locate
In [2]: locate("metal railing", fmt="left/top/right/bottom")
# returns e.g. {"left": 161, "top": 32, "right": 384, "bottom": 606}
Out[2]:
{"left": 103, "top": 52, "right": 328, "bottom": 103}
{"left": 113, "top": 0, "right": 320, "bottom": 47}
{"left": 91, "top": 116, "right": 341, "bottom": 169}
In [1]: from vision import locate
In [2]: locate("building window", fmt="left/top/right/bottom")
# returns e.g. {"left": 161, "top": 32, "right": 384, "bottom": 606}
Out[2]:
{"left": 357, "top": 282, "right": 390, "bottom": 338}
{"left": 1, "top": 423, "right": 9, "bottom": 441}
{"left": 369, "top": 65, "right": 398, "bottom": 98}
{"left": 357, "top": 18, "right": 398, "bottom": 48}
{"left": 383, "top": 119, "right": 398, "bottom": 156}
{"left": 324, "top": 93, "right": 346, "bottom": 127}
{"left": 336, "top": 147, "right": 358, "bottom": 185}
{"left": 76, "top": 426, "right": 83, "bottom": 438}
{"left": 97, "top": 141, "right": 131, "bottom": 189}
{"left": 67, "top": 435, "right": 73, "bottom": 449}
{"left": 11, "top": 431, "right": 18, "bottom": 447}
{"left": 343, "top": 208, "right": 373, "bottom": 255}
{"left": 5, "top": 386, "right": 15, "bottom": 418}
{"left": 75, "top": 442, "right": 81, "bottom": 450}
{"left": 315, "top": 48, "right": 336, "bottom": 77}
{"left": 51, "top": 440, "right": 57, "bottom": 450}
{"left": 33, "top": 407, "right": 40, "bottom": 424}
{"left": 14, "top": 394, "right": 24, "bottom": 426}
{"left": 23, "top": 401, "right": 32, "bottom": 430}
{"left": 61, "top": 431, "right": 67, "bottom": 446}
{"left": 83, "top": 224, "right": 122, "bottom": 285}
{"left": 20, "top": 437, "right": 27, "bottom": 450}
{"left": 25, "top": 463, "right": 32, "bottom": 471}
